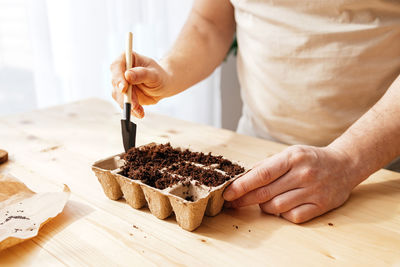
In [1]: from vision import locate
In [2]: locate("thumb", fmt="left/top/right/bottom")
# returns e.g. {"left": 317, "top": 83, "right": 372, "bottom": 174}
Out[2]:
{"left": 223, "top": 152, "right": 291, "bottom": 201}
{"left": 124, "top": 67, "right": 160, "bottom": 87}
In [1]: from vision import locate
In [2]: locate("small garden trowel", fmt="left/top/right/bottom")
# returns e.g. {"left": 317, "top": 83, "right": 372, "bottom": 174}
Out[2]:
{"left": 121, "top": 32, "right": 137, "bottom": 152}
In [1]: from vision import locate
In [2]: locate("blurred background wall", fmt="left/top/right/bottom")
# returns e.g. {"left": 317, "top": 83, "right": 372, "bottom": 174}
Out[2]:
{"left": 0, "top": 0, "right": 242, "bottom": 130}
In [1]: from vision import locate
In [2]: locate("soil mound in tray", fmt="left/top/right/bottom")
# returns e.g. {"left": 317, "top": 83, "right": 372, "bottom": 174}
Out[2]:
{"left": 121, "top": 143, "right": 245, "bottom": 190}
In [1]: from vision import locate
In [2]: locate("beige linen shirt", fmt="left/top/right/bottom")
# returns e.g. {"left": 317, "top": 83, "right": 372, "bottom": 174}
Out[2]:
{"left": 232, "top": 0, "right": 400, "bottom": 146}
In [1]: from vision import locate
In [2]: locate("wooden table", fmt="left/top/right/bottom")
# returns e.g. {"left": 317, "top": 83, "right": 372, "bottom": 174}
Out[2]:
{"left": 1, "top": 98, "right": 399, "bottom": 266}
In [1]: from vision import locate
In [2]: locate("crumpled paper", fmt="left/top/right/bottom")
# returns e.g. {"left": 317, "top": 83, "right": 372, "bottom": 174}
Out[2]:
{"left": 0, "top": 173, "right": 70, "bottom": 251}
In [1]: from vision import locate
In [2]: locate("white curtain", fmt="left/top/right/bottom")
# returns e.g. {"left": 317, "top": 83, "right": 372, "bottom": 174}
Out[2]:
{"left": 0, "top": 0, "right": 221, "bottom": 127}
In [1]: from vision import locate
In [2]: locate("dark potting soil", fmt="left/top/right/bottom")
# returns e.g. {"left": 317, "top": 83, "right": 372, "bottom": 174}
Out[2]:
{"left": 121, "top": 143, "right": 245, "bottom": 190}
{"left": 185, "top": 196, "right": 194, "bottom": 202}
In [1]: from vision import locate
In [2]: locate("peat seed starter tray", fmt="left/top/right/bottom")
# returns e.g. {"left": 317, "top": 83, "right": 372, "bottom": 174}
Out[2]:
{"left": 92, "top": 143, "right": 246, "bottom": 231}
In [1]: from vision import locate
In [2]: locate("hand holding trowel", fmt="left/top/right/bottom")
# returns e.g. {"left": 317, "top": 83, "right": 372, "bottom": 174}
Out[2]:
{"left": 121, "top": 32, "right": 137, "bottom": 152}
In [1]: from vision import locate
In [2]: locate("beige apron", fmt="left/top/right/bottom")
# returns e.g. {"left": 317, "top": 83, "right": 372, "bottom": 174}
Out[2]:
{"left": 231, "top": 0, "right": 400, "bottom": 146}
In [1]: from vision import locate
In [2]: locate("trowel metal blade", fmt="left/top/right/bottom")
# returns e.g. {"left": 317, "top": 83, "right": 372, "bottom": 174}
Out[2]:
{"left": 121, "top": 119, "right": 136, "bottom": 152}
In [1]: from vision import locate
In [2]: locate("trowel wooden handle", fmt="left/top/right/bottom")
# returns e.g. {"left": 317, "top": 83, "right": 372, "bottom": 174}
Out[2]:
{"left": 124, "top": 32, "right": 133, "bottom": 105}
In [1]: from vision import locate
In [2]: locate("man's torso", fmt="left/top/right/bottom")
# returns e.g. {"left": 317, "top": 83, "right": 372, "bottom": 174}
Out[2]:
{"left": 232, "top": 0, "right": 400, "bottom": 146}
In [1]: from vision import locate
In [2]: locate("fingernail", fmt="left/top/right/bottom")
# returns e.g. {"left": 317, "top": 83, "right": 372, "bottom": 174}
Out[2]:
{"left": 223, "top": 190, "right": 235, "bottom": 201}
{"left": 138, "top": 106, "right": 145, "bottom": 118}
{"left": 118, "top": 82, "right": 125, "bottom": 92}
{"left": 132, "top": 109, "right": 143, "bottom": 119}
{"left": 126, "top": 70, "right": 135, "bottom": 81}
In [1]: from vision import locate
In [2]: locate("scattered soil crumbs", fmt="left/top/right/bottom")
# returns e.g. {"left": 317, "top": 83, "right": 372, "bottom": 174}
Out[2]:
{"left": 2, "top": 216, "right": 30, "bottom": 224}
{"left": 185, "top": 196, "right": 194, "bottom": 202}
{"left": 0, "top": 149, "right": 8, "bottom": 164}
{"left": 121, "top": 143, "right": 245, "bottom": 189}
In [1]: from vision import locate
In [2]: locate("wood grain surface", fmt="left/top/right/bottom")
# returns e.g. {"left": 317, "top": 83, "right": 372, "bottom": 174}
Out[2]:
{"left": 0, "top": 98, "right": 399, "bottom": 266}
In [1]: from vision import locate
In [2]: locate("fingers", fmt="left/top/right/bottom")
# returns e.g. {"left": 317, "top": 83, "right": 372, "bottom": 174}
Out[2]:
{"left": 223, "top": 152, "right": 291, "bottom": 201}
{"left": 125, "top": 67, "right": 161, "bottom": 88}
{"left": 259, "top": 188, "right": 310, "bottom": 215}
{"left": 111, "top": 53, "right": 128, "bottom": 93}
{"left": 229, "top": 172, "right": 300, "bottom": 208}
{"left": 250, "top": 159, "right": 264, "bottom": 169}
{"left": 130, "top": 85, "right": 145, "bottom": 118}
{"left": 112, "top": 86, "right": 124, "bottom": 109}
{"left": 281, "top": 203, "right": 322, "bottom": 224}
{"left": 135, "top": 89, "right": 159, "bottom": 105}
{"left": 110, "top": 53, "right": 145, "bottom": 119}
{"left": 112, "top": 83, "right": 144, "bottom": 119}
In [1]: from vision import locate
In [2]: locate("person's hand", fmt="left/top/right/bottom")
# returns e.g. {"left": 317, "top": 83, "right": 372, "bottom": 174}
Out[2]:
{"left": 223, "top": 145, "right": 359, "bottom": 223}
{"left": 110, "top": 52, "right": 171, "bottom": 118}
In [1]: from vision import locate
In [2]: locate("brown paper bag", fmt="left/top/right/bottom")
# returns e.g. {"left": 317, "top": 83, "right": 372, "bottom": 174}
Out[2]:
{"left": 0, "top": 173, "right": 70, "bottom": 251}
